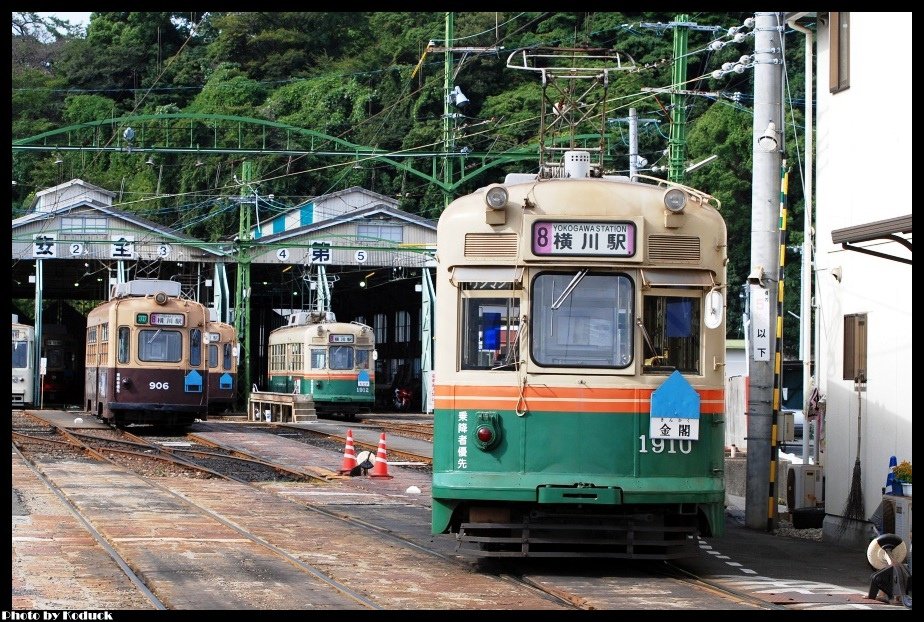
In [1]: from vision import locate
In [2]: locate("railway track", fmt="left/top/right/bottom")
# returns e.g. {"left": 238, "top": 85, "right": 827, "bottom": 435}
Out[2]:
{"left": 14, "top": 410, "right": 880, "bottom": 610}
{"left": 361, "top": 418, "right": 434, "bottom": 443}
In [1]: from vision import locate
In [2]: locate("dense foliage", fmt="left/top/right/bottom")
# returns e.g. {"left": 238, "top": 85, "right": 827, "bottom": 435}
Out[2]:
{"left": 11, "top": 11, "right": 812, "bottom": 354}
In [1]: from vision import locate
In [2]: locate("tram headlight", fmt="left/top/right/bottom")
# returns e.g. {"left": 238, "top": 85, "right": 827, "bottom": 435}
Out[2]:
{"left": 484, "top": 184, "right": 509, "bottom": 225}
{"left": 663, "top": 188, "right": 687, "bottom": 213}
{"left": 484, "top": 184, "right": 509, "bottom": 210}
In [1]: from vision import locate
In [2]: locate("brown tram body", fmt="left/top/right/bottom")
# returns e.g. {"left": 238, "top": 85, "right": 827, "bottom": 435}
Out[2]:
{"left": 84, "top": 280, "right": 212, "bottom": 427}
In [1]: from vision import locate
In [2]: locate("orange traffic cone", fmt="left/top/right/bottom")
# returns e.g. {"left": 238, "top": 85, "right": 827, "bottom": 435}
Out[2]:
{"left": 369, "top": 432, "right": 393, "bottom": 479}
{"left": 338, "top": 429, "right": 358, "bottom": 474}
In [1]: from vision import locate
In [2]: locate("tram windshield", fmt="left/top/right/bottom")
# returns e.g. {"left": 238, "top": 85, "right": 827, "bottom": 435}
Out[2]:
{"left": 531, "top": 272, "right": 633, "bottom": 368}
{"left": 138, "top": 329, "right": 182, "bottom": 362}
{"left": 330, "top": 345, "right": 354, "bottom": 370}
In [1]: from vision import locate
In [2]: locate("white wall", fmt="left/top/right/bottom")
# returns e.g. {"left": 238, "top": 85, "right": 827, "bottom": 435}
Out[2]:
{"left": 815, "top": 12, "right": 913, "bottom": 532}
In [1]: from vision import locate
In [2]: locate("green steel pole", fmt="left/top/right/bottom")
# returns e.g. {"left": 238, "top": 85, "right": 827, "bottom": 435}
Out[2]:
{"left": 668, "top": 14, "right": 689, "bottom": 184}
{"left": 235, "top": 160, "right": 253, "bottom": 404}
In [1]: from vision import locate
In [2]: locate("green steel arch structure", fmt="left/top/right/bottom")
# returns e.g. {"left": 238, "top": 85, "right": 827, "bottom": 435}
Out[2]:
{"left": 13, "top": 113, "right": 629, "bottom": 199}
{"left": 12, "top": 113, "right": 545, "bottom": 200}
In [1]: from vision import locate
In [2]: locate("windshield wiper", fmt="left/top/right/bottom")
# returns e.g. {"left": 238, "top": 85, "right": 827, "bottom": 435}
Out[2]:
{"left": 551, "top": 269, "right": 588, "bottom": 310}
{"left": 636, "top": 317, "right": 656, "bottom": 355}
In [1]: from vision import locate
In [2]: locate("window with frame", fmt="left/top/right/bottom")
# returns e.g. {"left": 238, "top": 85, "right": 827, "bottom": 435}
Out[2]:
{"left": 395, "top": 310, "right": 410, "bottom": 343}
{"left": 222, "top": 343, "right": 233, "bottom": 370}
{"left": 330, "top": 345, "right": 353, "bottom": 370}
{"left": 62, "top": 215, "right": 107, "bottom": 233}
{"left": 531, "top": 272, "right": 633, "bottom": 368}
{"left": 843, "top": 313, "right": 867, "bottom": 382}
{"left": 357, "top": 223, "right": 403, "bottom": 243}
{"left": 311, "top": 348, "right": 326, "bottom": 369}
{"left": 640, "top": 293, "right": 702, "bottom": 374}
{"left": 829, "top": 12, "right": 850, "bottom": 93}
{"left": 138, "top": 329, "right": 182, "bottom": 362}
{"left": 209, "top": 344, "right": 219, "bottom": 368}
{"left": 288, "top": 342, "right": 303, "bottom": 372}
{"left": 189, "top": 328, "right": 202, "bottom": 366}
{"left": 374, "top": 313, "right": 387, "bottom": 344}
{"left": 118, "top": 327, "right": 130, "bottom": 363}
{"left": 269, "top": 343, "right": 285, "bottom": 372}
{"left": 460, "top": 282, "right": 522, "bottom": 371}
{"left": 12, "top": 339, "right": 28, "bottom": 368}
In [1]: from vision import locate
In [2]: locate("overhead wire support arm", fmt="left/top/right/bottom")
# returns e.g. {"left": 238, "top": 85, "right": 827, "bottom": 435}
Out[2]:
{"left": 641, "top": 87, "right": 727, "bottom": 98}
{"left": 505, "top": 47, "right": 638, "bottom": 176}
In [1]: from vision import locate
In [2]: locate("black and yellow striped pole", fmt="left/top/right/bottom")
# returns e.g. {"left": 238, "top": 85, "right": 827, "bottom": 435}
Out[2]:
{"left": 768, "top": 159, "right": 789, "bottom": 531}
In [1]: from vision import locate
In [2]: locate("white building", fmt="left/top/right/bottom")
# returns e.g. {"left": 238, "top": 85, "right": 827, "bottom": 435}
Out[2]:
{"left": 807, "top": 12, "right": 912, "bottom": 545}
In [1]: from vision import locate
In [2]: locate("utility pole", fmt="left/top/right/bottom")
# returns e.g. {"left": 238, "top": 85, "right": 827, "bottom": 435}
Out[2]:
{"left": 424, "top": 13, "right": 500, "bottom": 210}
{"left": 746, "top": 12, "right": 785, "bottom": 531}
{"left": 235, "top": 160, "right": 254, "bottom": 404}
{"left": 640, "top": 17, "right": 723, "bottom": 183}
{"left": 668, "top": 15, "right": 689, "bottom": 184}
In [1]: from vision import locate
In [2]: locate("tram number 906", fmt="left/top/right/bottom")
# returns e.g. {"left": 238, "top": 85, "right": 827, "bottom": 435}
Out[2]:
{"left": 638, "top": 435, "right": 692, "bottom": 454}
{"left": 149, "top": 381, "right": 170, "bottom": 390}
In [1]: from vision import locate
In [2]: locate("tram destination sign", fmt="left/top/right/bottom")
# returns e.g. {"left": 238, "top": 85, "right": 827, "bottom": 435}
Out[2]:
{"left": 532, "top": 220, "right": 636, "bottom": 257}
{"left": 149, "top": 313, "right": 185, "bottom": 326}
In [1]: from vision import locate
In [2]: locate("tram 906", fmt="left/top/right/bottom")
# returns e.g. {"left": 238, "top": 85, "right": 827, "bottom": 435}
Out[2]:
{"left": 267, "top": 311, "right": 376, "bottom": 418}
{"left": 12, "top": 316, "right": 35, "bottom": 407}
{"left": 84, "top": 279, "right": 212, "bottom": 428}
{"left": 431, "top": 151, "right": 728, "bottom": 559}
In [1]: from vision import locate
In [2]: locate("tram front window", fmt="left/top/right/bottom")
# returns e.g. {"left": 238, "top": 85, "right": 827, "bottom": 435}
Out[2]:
{"left": 138, "top": 329, "right": 182, "bottom": 362}
{"left": 330, "top": 345, "right": 353, "bottom": 370}
{"left": 531, "top": 272, "right": 633, "bottom": 368}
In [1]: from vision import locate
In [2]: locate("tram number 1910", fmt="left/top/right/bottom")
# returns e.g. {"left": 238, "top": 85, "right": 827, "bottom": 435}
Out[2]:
{"left": 638, "top": 435, "right": 692, "bottom": 454}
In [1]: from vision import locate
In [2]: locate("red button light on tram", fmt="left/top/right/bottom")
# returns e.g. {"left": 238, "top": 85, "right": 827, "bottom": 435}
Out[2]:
{"left": 476, "top": 427, "right": 494, "bottom": 443}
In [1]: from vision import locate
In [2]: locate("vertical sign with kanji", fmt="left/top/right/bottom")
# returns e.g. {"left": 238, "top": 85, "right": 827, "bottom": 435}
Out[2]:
{"left": 456, "top": 410, "right": 468, "bottom": 469}
{"left": 750, "top": 284, "right": 770, "bottom": 362}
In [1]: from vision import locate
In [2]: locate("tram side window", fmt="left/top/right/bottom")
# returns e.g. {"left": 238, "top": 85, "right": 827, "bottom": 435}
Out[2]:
{"left": 330, "top": 345, "right": 353, "bottom": 370}
{"left": 223, "top": 343, "right": 233, "bottom": 370}
{"left": 641, "top": 295, "right": 701, "bottom": 374}
{"left": 118, "top": 327, "right": 130, "bottom": 364}
{"left": 138, "top": 329, "right": 182, "bottom": 362}
{"left": 356, "top": 349, "right": 371, "bottom": 370}
{"left": 460, "top": 293, "right": 521, "bottom": 371}
{"left": 531, "top": 272, "right": 633, "bottom": 368}
{"left": 209, "top": 344, "right": 219, "bottom": 368}
{"left": 311, "top": 349, "right": 326, "bottom": 369}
